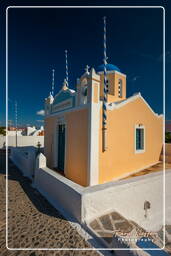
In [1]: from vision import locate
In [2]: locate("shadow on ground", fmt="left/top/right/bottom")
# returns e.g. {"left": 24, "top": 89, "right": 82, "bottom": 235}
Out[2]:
{"left": 7, "top": 159, "right": 66, "bottom": 221}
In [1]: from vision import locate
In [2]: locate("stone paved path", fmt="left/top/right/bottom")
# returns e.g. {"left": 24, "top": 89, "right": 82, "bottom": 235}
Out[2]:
{"left": 0, "top": 151, "right": 100, "bottom": 256}
{"left": 89, "top": 211, "right": 171, "bottom": 254}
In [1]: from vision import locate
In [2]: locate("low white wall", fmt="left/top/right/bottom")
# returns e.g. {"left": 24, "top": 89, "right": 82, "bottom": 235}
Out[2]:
{"left": 83, "top": 171, "right": 171, "bottom": 232}
{"left": 10, "top": 147, "right": 37, "bottom": 179}
{"left": 7, "top": 131, "right": 23, "bottom": 136}
{"left": 12, "top": 150, "right": 171, "bottom": 232}
{"left": 34, "top": 167, "right": 84, "bottom": 222}
{"left": 0, "top": 136, "right": 44, "bottom": 148}
{"left": 33, "top": 160, "right": 171, "bottom": 232}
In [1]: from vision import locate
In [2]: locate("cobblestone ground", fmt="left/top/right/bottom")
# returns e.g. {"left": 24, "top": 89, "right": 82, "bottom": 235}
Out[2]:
{"left": 0, "top": 151, "right": 100, "bottom": 256}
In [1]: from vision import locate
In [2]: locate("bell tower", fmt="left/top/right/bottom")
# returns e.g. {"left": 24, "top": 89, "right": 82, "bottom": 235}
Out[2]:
{"left": 76, "top": 65, "right": 100, "bottom": 106}
{"left": 97, "top": 66, "right": 126, "bottom": 103}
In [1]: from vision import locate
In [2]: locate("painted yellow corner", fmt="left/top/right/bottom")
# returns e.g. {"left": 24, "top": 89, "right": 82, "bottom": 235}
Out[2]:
{"left": 98, "top": 97, "right": 163, "bottom": 184}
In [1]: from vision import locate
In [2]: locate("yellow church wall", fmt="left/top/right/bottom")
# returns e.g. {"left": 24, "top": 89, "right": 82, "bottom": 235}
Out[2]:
{"left": 98, "top": 97, "right": 163, "bottom": 184}
{"left": 44, "top": 107, "right": 89, "bottom": 187}
{"left": 65, "top": 108, "right": 89, "bottom": 187}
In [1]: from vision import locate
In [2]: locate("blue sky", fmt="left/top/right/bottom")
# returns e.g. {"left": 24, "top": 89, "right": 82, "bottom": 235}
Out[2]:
{"left": 0, "top": 0, "right": 171, "bottom": 127}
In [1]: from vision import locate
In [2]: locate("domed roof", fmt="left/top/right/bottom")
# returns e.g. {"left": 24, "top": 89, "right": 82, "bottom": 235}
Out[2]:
{"left": 96, "top": 63, "right": 120, "bottom": 73}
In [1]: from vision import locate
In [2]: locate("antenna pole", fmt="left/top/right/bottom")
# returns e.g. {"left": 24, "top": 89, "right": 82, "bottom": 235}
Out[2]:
{"left": 51, "top": 69, "right": 55, "bottom": 96}
{"left": 102, "top": 16, "right": 108, "bottom": 152}
{"left": 65, "top": 50, "right": 69, "bottom": 87}
{"left": 15, "top": 101, "right": 18, "bottom": 147}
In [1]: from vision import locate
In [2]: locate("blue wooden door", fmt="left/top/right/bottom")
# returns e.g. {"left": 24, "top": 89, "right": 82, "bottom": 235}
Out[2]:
{"left": 58, "top": 124, "right": 65, "bottom": 171}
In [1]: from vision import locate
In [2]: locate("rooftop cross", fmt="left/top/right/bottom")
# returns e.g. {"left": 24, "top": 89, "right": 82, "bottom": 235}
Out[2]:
{"left": 85, "top": 65, "right": 90, "bottom": 74}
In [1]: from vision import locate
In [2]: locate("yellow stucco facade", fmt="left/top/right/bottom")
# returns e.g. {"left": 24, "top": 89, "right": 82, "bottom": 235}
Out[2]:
{"left": 98, "top": 97, "right": 163, "bottom": 184}
{"left": 44, "top": 66, "right": 163, "bottom": 187}
{"left": 44, "top": 108, "right": 89, "bottom": 186}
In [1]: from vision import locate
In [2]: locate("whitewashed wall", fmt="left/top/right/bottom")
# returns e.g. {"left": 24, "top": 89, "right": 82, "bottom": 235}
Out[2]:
{"left": 0, "top": 136, "right": 44, "bottom": 148}
{"left": 11, "top": 148, "right": 171, "bottom": 232}
{"left": 83, "top": 171, "right": 171, "bottom": 232}
{"left": 7, "top": 131, "right": 23, "bottom": 136}
{"left": 10, "top": 147, "right": 37, "bottom": 179}
{"left": 33, "top": 155, "right": 171, "bottom": 232}
{"left": 34, "top": 166, "right": 84, "bottom": 222}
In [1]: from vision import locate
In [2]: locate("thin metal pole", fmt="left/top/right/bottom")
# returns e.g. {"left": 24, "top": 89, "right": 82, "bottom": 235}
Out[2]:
{"left": 65, "top": 50, "right": 69, "bottom": 87}
{"left": 51, "top": 69, "right": 55, "bottom": 96}
{"left": 103, "top": 16, "right": 108, "bottom": 152}
{"left": 15, "top": 101, "right": 18, "bottom": 147}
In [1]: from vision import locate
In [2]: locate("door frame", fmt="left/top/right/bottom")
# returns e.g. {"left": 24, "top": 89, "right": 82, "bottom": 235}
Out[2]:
{"left": 53, "top": 116, "right": 67, "bottom": 176}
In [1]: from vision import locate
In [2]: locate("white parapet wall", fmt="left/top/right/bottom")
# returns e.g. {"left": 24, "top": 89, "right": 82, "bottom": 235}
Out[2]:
{"left": 12, "top": 150, "right": 171, "bottom": 232}
{"left": 10, "top": 147, "right": 37, "bottom": 179}
{"left": 0, "top": 136, "right": 44, "bottom": 148}
{"left": 34, "top": 165, "right": 84, "bottom": 222}
{"left": 82, "top": 171, "right": 171, "bottom": 232}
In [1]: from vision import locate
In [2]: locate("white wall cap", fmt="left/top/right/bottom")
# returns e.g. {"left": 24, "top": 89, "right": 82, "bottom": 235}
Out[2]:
{"left": 35, "top": 153, "right": 47, "bottom": 169}
{"left": 45, "top": 103, "right": 89, "bottom": 119}
{"left": 69, "top": 89, "right": 75, "bottom": 93}
{"left": 89, "top": 67, "right": 96, "bottom": 76}
{"left": 89, "top": 68, "right": 100, "bottom": 81}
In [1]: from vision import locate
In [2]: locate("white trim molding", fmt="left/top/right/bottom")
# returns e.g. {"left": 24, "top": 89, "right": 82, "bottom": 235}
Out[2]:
{"left": 52, "top": 98, "right": 73, "bottom": 113}
{"left": 87, "top": 78, "right": 100, "bottom": 186}
{"left": 45, "top": 104, "right": 89, "bottom": 119}
{"left": 107, "top": 92, "right": 163, "bottom": 118}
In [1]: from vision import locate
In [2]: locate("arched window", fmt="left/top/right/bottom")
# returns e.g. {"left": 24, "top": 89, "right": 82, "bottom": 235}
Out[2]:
{"left": 81, "top": 85, "right": 88, "bottom": 104}
{"left": 80, "top": 78, "right": 88, "bottom": 105}
{"left": 118, "top": 79, "right": 122, "bottom": 98}
{"left": 81, "top": 78, "right": 87, "bottom": 86}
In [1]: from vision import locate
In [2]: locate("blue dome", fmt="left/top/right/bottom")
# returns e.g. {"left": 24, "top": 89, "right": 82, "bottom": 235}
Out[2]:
{"left": 96, "top": 63, "right": 120, "bottom": 73}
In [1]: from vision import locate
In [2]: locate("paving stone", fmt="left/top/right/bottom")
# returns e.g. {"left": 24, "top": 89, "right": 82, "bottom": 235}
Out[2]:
{"left": 89, "top": 220, "right": 101, "bottom": 231}
{"left": 114, "top": 221, "right": 133, "bottom": 233}
{"left": 99, "top": 215, "right": 113, "bottom": 231}
{"left": 0, "top": 154, "right": 100, "bottom": 255}
{"left": 110, "top": 212, "right": 123, "bottom": 221}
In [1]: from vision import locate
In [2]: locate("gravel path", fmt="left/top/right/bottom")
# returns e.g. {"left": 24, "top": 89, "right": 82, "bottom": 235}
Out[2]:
{"left": 0, "top": 151, "right": 100, "bottom": 256}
